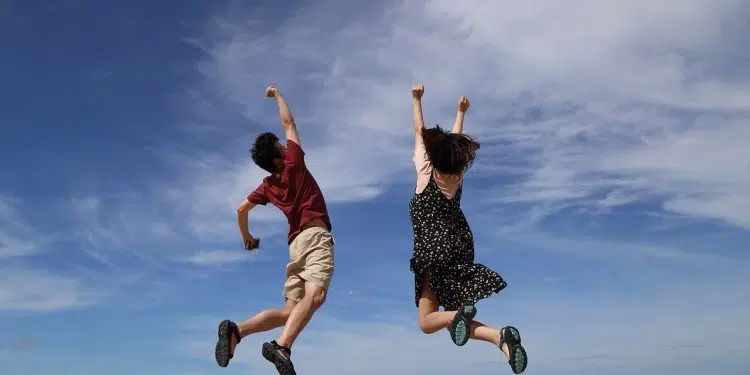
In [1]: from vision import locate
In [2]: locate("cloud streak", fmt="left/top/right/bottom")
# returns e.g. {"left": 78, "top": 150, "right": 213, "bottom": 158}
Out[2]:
{"left": 45, "top": 0, "right": 749, "bottom": 273}
{"left": 186, "top": 0, "right": 750, "bottom": 235}
{"left": 0, "top": 193, "right": 38, "bottom": 259}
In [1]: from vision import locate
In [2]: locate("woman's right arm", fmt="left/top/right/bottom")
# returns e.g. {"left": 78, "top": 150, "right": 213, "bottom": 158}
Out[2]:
{"left": 452, "top": 96, "right": 470, "bottom": 134}
{"left": 411, "top": 84, "right": 425, "bottom": 142}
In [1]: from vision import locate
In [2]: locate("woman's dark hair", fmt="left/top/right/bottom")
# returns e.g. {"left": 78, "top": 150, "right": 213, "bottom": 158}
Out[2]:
{"left": 422, "top": 125, "right": 480, "bottom": 175}
{"left": 250, "top": 132, "right": 281, "bottom": 174}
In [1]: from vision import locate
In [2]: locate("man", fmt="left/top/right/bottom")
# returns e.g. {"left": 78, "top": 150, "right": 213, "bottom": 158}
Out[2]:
{"left": 214, "top": 85, "right": 335, "bottom": 375}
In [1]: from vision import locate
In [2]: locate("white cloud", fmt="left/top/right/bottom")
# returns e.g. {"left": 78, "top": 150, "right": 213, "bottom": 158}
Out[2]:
{"left": 0, "top": 193, "right": 38, "bottom": 259}
{"left": 64, "top": 184, "right": 285, "bottom": 265}
{"left": 47, "top": 0, "right": 748, "bottom": 266}
{"left": 0, "top": 268, "right": 98, "bottom": 312}
{"left": 185, "top": 0, "right": 749, "bottom": 233}
{"left": 179, "top": 250, "right": 261, "bottom": 266}
{"left": 0, "top": 193, "right": 100, "bottom": 312}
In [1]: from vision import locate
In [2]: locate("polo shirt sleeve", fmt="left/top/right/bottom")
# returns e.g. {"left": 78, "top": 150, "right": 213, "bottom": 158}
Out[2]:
{"left": 246, "top": 182, "right": 269, "bottom": 205}
{"left": 285, "top": 139, "right": 305, "bottom": 166}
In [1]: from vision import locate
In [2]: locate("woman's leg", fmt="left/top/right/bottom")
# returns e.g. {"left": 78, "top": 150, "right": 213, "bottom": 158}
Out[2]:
{"left": 469, "top": 321, "right": 509, "bottom": 357}
{"left": 416, "top": 274, "right": 511, "bottom": 356}
{"left": 472, "top": 322, "right": 529, "bottom": 374}
{"left": 417, "top": 272, "right": 456, "bottom": 334}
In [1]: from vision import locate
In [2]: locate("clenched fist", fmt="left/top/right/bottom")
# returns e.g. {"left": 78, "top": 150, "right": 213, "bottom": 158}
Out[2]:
{"left": 265, "top": 85, "right": 279, "bottom": 98}
{"left": 458, "top": 96, "right": 470, "bottom": 112}
{"left": 411, "top": 84, "right": 424, "bottom": 100}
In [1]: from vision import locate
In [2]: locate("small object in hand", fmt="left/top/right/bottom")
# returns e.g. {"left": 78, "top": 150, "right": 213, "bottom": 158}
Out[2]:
{"left": 244, "top": 238, "right": 260, "bottom": 250}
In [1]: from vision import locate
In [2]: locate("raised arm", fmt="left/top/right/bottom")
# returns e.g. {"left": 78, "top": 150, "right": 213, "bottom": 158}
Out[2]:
{"left": 237, "top": 198, "right": 259, "bottom": 249}
{"left": 265, "top": 85, "right": 301, "bottom": 146}
{"left": 411, "top": 84, "right": 425, "bottom": 139}
{"left": 452, "top": 96, "right": 470, "bottom": 134}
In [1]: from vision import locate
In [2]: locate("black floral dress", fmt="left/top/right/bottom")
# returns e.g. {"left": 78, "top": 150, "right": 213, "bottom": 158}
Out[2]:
{"left": 409, "top": 174, "right": 506, "bottom": 311}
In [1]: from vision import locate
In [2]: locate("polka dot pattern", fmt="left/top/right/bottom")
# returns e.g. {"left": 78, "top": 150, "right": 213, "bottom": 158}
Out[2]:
{"left": 409, "top": 176, "right": 507, "bottom": 311}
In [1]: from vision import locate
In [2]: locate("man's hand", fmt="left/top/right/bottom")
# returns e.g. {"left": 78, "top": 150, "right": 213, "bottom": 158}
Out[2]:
{"left": 244, "top": 237, "right": 260, "bottom": 250}
{"left": 411, "top": 84, "right": 424, "bottom": 100}
{"left": 265, "top": 84, "right": 279, "bottom": 98}
{"left": 458, "top": 96, "right": 470, "bottom": 112}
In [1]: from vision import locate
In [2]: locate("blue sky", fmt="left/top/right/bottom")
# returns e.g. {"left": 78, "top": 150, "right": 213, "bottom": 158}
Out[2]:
{"left": 1, "top": 1, "right": 749, "bottom": 375}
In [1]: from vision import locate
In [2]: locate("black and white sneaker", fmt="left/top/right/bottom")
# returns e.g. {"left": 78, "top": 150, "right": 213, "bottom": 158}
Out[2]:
{"left": 262, "top": 340, "right": 296, "bottom": 375}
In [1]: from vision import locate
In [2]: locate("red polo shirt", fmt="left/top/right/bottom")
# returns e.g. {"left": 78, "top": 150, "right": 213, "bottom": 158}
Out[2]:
{"left": 246, "top": 140, "right": 332, "bottom": 244}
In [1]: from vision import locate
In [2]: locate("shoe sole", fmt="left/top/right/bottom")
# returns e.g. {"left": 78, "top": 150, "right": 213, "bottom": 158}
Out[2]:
{"left": 262, "top": 342, "right": 297, "bottom": 375}
{"left": 215, "top": 320, "right": 232, "bottom": 367}
{"left": 451, "top": 305, "right": 477, "bottom": 346}
{"left": 502, "top": 326, "right": 527, "bottom": 374}
{"left": 509, "top": 344, "right": 528, "bottom": 374}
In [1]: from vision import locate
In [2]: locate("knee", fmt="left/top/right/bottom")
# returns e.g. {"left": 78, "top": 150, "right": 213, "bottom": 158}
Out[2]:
{"left": 301, "top": 290, "right": 326, "bottom": 310}
{"left": 418, "top": 319, "right": 439, "bottom": 335}
{"left": 310, "top": 292, "right": 326, "bottom": 309}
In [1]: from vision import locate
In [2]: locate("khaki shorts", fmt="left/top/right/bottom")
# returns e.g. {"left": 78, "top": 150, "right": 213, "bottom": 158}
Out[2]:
{"left": 283, "top": 226, "right": 335, "bottom": 302}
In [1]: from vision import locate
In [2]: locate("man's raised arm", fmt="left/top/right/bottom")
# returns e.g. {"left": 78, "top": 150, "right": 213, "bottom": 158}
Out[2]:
{"left": 265, "top": 85, "right": 301, "bottom": 146}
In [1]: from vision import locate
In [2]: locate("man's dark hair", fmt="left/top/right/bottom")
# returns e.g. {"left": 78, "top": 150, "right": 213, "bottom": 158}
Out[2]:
{"left": 250, "top": 132, "right": 281, "bottom": 174}
{"left": 422, "top": 125, "right": 480, "bottom": 175}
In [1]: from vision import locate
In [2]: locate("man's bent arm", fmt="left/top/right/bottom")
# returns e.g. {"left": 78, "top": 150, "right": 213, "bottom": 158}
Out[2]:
{"left": 274, "top": 93, "right": 301, "bottom": 146}
{"left": 237, "top": 198, "right": 257, "bottom": 242}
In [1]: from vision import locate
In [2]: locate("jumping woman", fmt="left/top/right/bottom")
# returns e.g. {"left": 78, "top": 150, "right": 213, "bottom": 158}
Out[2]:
{"left": 408, "top": 84, "right": 528, "bottom": 374}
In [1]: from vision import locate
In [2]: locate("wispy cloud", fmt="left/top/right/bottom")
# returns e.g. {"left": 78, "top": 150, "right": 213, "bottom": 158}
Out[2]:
{"left": 0, "top": 193, "right": 98, "bottom": 312}
{"left": 179, "top": 250, "right": 261, "bottom": 266}
{"left": 42, "top": 0, "right": 747, "bottom": 280}
{"left": 157, "top": 3, "right": 750, "bottom": 374}
{"left": 0, "top": 193, "right": 38, "bottom": 259}
{"left": 186, "top": 0, "right": 749, "bottom": 234}
{"left": 0, "top": 267, "right": 98, "bottom": 312}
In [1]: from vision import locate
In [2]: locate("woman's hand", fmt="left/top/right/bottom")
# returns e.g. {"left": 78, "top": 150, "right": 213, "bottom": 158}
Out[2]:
{"left": 411, "top": 84, "right": 424, "bottom": 100}
{"left": 458, "top": 96, "right": 470, "bottom": 112}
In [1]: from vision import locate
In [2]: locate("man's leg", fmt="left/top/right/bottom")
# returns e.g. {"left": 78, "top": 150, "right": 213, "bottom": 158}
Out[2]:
{"left": 276, "top": 281, "right": 326, "bottom": 348}
{"left": 260, "top": 282, "right": 325, "bottom": 375}
{"left": 276, "top": 227, "right": 333, "bottom": 348}
{"left": 233, "top": 299, "right": 298, "bottom": 348}
{"left": 261, "top": 227, "right": 333, "bottom": 375}
{"left": 215, "top": 299, "right": 297, "bottom": 367}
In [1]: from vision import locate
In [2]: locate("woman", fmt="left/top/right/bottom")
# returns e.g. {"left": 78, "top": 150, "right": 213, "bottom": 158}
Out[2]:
{"left": 409, "top": 84, "right": 528, "bottom": 374}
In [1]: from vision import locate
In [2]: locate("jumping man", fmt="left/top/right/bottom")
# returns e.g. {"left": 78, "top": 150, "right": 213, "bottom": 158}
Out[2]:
{"left": 214, "top": 85, "right": 335, "bottom": 375}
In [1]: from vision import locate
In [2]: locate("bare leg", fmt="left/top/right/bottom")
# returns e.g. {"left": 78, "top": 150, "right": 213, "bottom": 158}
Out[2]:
{"left": 276, "top": 281, "right": 326, "bottom": 348}
{"left": 470, "top": 321, "right": 510, "bottom": 359}
{"left": 418, "top": 273, "right": 456, "bottom": 333}
{"left": 238, "top": 300, "right": 297, "bottom": 337}
{"left": 417, "top": 274, "right": 511, "bottom": 359}
{"left": 229, "top": 300, "right": 297, "bottom": 354}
